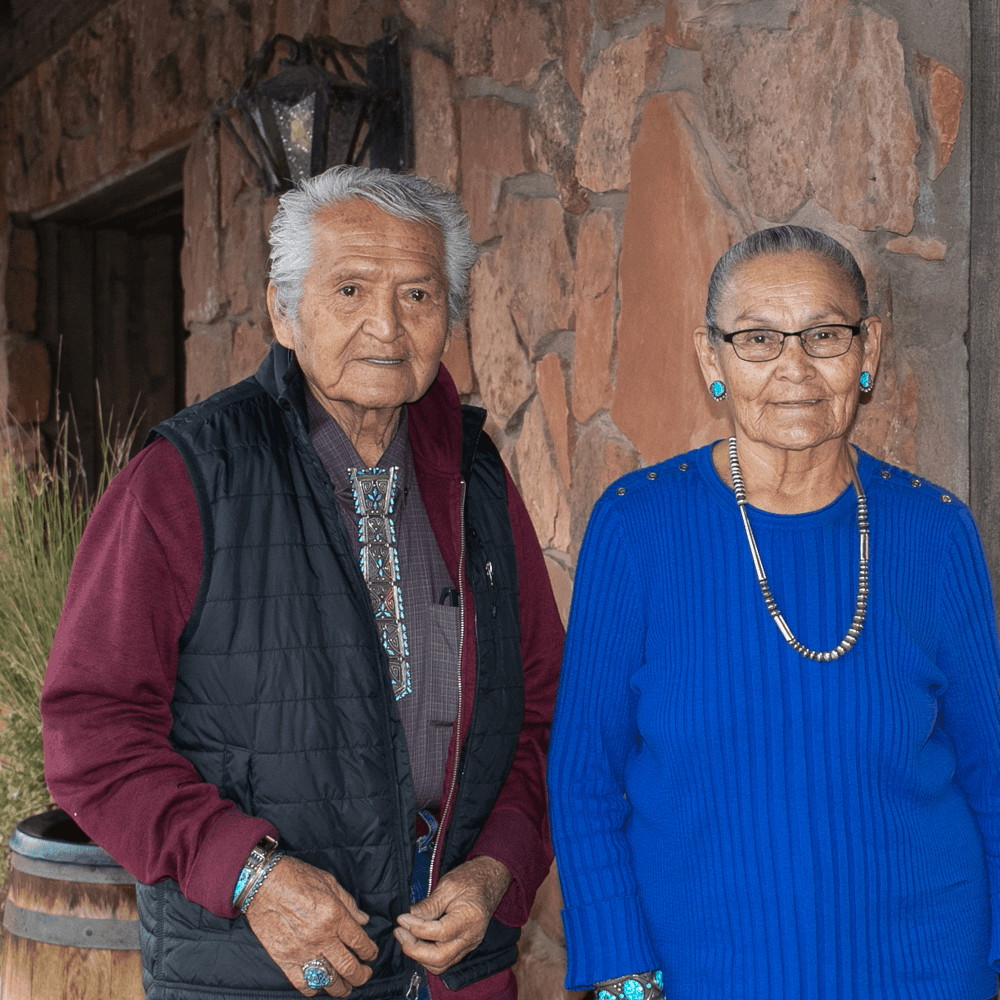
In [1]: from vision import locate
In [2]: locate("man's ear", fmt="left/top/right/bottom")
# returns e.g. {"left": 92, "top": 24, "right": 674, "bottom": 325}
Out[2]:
{"left": 267, "top": 282, "right": 295, "bottom": 350}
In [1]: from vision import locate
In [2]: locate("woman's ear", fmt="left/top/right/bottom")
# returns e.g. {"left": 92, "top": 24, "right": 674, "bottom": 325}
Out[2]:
{"left": 694, "top": 326, "right": 723, "bottom": 390}
{"left": 861, "top": 315, "right": 883, "bottom": 377}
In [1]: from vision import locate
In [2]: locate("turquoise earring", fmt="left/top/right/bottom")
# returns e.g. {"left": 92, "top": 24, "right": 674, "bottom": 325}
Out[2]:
{"left": 859, "top": 371, "right": 873, "bottom": 393}
{"left": 710, "top": 380, "right": 727, "bottom": 401}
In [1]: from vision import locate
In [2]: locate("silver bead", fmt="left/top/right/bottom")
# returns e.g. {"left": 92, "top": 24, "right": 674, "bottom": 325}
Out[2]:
{"left": 726, "top": 434, "right": 869, "bottom": 663}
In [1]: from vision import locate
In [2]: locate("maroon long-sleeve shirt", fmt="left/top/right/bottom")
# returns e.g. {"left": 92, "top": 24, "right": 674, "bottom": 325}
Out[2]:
{"left": 41, "top": 366, "right": 563, "bottom": 948}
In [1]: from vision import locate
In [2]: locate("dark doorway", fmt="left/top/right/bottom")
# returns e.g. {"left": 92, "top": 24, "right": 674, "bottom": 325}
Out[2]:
{"left": 34, "top": 152, "right": 186, "bottom": 483}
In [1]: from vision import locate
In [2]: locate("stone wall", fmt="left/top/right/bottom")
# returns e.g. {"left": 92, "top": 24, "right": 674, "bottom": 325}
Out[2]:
{"left": 0, "top": 0, "right": 971, "bottom": 996}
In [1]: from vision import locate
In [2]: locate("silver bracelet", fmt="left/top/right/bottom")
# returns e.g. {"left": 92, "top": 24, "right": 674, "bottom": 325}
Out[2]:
{"left": 233, "top": 835, "right": 280, "bottom": 911}
{"left": 239, "top": 852, "right": 284, "bottom": 914}
{"left": 595, "top": 971, "right": 664, "bottom": 1000}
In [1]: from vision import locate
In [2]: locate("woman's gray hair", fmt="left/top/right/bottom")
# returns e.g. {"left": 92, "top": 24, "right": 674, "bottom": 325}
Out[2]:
{"left": 269, "top": 165, "right": 478, "bottom": 327}
{"left": 704, "top": 225, "right": 869, "bottom": 342}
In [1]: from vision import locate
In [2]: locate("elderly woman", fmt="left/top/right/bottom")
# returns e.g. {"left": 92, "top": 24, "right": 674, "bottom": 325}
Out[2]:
{"left": 41, "top": 166, "right": 562, "bottom": 1000}
{"left": 548, "top": 226, "right": 1000, "bottom": 999}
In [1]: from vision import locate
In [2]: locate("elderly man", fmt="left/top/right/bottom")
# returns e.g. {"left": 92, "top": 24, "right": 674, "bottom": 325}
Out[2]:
{"left": 41, "top": 166, "right": 563, "bottom": 1000}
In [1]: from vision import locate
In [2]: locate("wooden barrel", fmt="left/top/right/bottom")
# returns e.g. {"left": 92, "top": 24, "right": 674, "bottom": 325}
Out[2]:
{"left": 1, "top": 809, "right": 144, "bottom": 999}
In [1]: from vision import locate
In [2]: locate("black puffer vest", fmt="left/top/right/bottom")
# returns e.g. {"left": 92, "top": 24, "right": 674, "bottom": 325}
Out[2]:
{"left": 136, "top": 347, "right": 525, "bottom": 1000}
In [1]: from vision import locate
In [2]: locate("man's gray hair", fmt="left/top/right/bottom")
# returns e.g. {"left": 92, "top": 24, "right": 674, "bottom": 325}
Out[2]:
{"left": 705, "top": 226, "right": 869, "bottom": 343}
{"left": 269, "top": 165, "right": 478, "bottom": 327}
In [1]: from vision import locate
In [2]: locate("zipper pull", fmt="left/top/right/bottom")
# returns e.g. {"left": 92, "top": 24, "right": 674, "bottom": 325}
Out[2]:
{"left": 405, "top": 970, "right": 423, "bottom": 1000}
{"left": 485, "top": 560, "right": 497, "bottom": 617}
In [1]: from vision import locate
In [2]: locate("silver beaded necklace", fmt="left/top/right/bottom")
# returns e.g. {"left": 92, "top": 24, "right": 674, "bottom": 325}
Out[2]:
{"left": 727, "top": 436, "right": 869, "bottom": 661}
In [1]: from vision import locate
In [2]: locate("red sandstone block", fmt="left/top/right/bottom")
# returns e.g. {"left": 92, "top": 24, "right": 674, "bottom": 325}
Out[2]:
{"left": 467, "top": 254, "right": 535, "bottom": 427}
{"left": 5, "top": 268, "right": 37, "bottom": 335}
{"left": 412, "top": 50, "right": 459, "bottom": 192}
{"left": 571, "top": 209, "right": 615, "bottom": 425}
{"left": 515, "top": 396, "right": 571, "bottom": 550}
{"left": 495, "top": 196, "right": 574, "bottom": 355}
{"left": 459, "top": 98, "right": 532, "bottom": 243}
{"left": 8, "top": 228, "right": 37, "bottom": 274}
{"left": 612, "top": 93, "right": 741, "bottom": 465}
{"left": 4, "top": 336, "right": 51, "bottom": 425}
{"left": 535, "top": 352, "right": 572, "bottom": 488}
{"left": 914, "top": 53, "right": 964, "bottom": 180}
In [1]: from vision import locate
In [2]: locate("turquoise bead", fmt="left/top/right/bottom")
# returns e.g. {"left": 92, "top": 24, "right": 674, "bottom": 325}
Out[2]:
{"left": 623, "top": 979, "right": 644, "bottom": 1000}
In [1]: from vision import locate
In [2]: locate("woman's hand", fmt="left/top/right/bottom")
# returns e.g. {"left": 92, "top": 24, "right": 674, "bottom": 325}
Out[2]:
{"left": 393, "top": 856, "right": 511, "bottom": 976}
{"left": 245, "top": 855, "right": 378, "bottom": 997}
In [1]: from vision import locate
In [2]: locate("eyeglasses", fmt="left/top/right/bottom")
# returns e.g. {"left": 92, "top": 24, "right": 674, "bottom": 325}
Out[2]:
{"left": 710, "top": 323, "right": 863, "bottom": 362}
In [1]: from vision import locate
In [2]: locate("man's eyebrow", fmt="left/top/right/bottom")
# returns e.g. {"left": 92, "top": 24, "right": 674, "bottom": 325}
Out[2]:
{"left": 400, "top": 272, "right": 446, "bottom": 285}
{"left": 321, "top": 265, "right": 445, "bottom": 285}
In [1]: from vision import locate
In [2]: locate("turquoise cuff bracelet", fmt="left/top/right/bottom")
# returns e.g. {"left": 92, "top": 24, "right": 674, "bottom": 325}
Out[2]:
{"left": 596, "top": 971, "right": 664, "bottom": 1000}
{"left": 238, "top": 852, "right": 284, "bottom": 913}
{"left": 233, "top": 835, "right": 281, "bottom": 913}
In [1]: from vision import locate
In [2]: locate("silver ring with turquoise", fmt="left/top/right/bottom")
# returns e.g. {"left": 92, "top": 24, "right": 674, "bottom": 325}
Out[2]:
{"left": 302, "top": 957, "right": 335, "bottom": 991}
{"left": 596, "top": 971, "right": 664, "bottom": 1000}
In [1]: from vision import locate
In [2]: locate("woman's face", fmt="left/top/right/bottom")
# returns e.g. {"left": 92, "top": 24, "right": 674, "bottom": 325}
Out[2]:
{"left": 694, "top": 250, "right": 882, "bottom": 455}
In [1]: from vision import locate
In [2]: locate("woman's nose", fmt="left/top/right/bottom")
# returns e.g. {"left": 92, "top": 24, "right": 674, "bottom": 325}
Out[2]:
{"left": 775, "top": 334, "right": 814, "bottom": 376}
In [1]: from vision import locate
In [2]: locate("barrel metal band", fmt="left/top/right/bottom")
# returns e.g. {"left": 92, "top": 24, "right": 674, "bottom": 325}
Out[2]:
{"left": 9, "top": 852, "right": 136, "bottom": 885}
{"left": 2, "top": 901, "right": 139, "bottom": 950}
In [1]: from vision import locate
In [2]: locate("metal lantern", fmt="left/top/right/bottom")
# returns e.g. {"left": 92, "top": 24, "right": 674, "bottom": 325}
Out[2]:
{"left": 213, "top": 31, "right": 412, "bottom": 195}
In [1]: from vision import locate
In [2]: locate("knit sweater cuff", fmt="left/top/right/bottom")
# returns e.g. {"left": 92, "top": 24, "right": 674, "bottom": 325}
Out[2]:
{"left": 991, "top": 892, "right": 1000, "bottom": 972}
{"left": 561, "top": 895, "right": 657, "bottom": 991}
{"left": 469, "top": 807, "right": 551, "bottom": 927}
{"left": 186, "top": 810, "right": 279, "bottom": 918}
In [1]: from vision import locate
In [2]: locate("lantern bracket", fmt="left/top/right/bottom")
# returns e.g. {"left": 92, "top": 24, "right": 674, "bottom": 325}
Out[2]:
{"left": 212, "top": 30, "right": 412, "bottom": 196}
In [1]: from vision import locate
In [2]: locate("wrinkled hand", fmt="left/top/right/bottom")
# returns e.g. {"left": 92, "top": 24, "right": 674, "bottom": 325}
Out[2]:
{"left": 245, "top": 855, "right": 378, "bottom": 997}
{"left": 393, "top": 856, "right": 512, "bottom": 976}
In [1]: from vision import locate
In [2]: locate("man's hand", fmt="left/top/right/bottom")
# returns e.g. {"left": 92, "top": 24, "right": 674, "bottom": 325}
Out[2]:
{"left": 393, "top": 856, "right": 512, "bottom": 976}
{"left": 245, "top": 855, "right": 378, "bottom": 997}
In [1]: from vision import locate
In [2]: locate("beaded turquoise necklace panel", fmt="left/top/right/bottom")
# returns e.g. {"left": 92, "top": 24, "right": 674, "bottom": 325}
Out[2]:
{"left": 349, "top": 466, "right": 411, "bottom": 700}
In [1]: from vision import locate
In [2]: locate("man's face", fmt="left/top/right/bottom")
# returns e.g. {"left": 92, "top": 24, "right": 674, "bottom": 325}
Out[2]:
{"left": 269, "top": 199, "right": 451, "bottom": 421}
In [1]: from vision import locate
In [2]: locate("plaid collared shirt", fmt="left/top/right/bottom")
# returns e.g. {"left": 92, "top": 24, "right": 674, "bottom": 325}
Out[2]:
{"left": 307, "top": 393, "right": 460, "bottom": 810}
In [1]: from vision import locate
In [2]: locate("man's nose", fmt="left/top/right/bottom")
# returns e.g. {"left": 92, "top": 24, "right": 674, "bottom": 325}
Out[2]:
{"left": 361, "top": 289, "right": 402, "bottom": 340}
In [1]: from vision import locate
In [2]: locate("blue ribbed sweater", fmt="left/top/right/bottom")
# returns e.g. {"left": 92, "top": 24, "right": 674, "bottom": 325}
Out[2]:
{"left": 549, "top": 444, "right": 1000, "bottom": 999}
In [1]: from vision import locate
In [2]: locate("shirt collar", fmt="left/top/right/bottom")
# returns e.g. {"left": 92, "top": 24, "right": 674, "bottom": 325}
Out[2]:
{"left": 305, "top": 392, "right": 412, "bottom": 503}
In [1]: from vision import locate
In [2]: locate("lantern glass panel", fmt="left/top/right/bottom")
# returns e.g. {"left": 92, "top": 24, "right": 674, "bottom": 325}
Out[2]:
{"left": 273, "top": 92, "right": 316, "bottom": 186}
{"left": 325, "top": 92, "right": 367, "bottom": 166}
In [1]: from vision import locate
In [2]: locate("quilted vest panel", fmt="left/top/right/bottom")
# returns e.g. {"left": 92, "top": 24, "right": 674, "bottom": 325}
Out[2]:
{"left": 135, "top": 367, "right": 524, "bottom": 1000}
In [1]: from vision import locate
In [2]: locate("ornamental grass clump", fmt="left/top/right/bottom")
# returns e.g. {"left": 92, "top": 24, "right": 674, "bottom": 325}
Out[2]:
{"left": 0, "top": 411, "right": 136, "bottom": 866}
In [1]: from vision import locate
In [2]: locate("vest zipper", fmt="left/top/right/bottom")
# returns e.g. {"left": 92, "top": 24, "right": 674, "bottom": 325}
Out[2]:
{"left": 485, "top": 560, "right": 497, "bottom": 620}
{"left": 405, "top": 970, "right": 423, "bottom": 1000}
{"left": 429, "top": 478, "right": 467, "bottom": 889}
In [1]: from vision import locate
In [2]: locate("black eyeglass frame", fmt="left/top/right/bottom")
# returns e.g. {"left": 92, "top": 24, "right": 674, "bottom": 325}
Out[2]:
{"left": 710, "top": 323, "right": 865, "bottom": 362}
